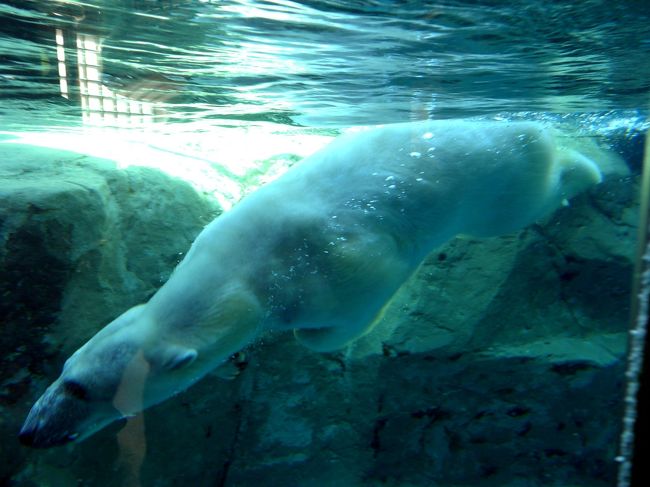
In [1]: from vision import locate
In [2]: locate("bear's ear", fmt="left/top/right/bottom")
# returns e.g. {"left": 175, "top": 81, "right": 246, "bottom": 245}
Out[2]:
{"left": 149, "top": 345, "right": 198, "bottom": 371}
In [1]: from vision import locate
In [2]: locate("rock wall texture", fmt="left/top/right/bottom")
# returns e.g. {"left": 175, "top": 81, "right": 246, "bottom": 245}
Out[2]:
{"left": 1, "top": 139, "right": 638, "bottom": 486}
{"left": 0, "top": 141, "right": 221, "bottom": 485}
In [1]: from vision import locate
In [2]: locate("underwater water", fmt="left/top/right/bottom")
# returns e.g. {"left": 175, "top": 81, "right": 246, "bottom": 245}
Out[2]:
{"left": 0, "top": 0, "right": 649, "bottom": 486}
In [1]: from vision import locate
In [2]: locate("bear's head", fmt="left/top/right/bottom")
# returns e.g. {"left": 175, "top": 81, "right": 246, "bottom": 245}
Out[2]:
{"left": 18, "top": 304, "right": 198, "bottom": 448}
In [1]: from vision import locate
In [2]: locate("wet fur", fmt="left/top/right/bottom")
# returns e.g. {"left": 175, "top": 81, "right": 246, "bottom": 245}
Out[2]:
{"left": 20, "top": 120, "right": 614, "bottom": 447}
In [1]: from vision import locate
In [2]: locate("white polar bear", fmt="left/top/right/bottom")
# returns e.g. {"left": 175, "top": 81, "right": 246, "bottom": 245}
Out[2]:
{"left": 20, "top": 120, "right": 614, "bottom": 448}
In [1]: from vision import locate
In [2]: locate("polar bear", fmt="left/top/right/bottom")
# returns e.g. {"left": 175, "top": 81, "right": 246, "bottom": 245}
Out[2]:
{"left": 19, "top": 120, "right": 616, "bottom": 448}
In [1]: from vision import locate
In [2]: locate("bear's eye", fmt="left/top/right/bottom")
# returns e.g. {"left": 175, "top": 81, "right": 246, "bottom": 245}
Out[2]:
{"left": 63, "top": 380, "right": 88, "bottom": 401}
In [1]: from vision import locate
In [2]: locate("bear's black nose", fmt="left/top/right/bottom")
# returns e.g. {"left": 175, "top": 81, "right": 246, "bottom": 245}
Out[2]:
{"left": 18, "top": 428, "right": 35, "bottom": 447}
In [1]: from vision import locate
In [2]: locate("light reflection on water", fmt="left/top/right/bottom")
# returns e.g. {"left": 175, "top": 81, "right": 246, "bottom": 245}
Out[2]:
{"left": 0, "top": 0, "right": 649, "bottom": 131}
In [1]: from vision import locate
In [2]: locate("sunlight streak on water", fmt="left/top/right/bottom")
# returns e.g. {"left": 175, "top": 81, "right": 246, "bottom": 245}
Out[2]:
{"left": 1, "top": 0, "right": 648, "bottom": 130}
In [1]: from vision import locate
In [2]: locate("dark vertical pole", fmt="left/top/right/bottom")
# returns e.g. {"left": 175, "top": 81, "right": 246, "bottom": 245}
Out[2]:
{"left": 618, "top": 131, "right": 650, "bottom": 487}
{"left": 630, "top": 313, "right": 649, "bottom": 485}
{"left": 630, "top": 132, "right": 650, "bottom": 485}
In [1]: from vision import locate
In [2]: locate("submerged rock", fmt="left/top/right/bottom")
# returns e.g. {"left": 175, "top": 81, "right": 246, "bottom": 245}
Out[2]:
{"left": 0, "top": 141, "right": 220, "bottom": 481}
{"left": 213, "top": 175, "right": 633, "bottom": 487}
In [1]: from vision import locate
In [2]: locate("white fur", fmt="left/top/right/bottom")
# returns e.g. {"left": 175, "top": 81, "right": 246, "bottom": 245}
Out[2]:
{"left": 20, "top": 120, "right": 608, "bottom": 447}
